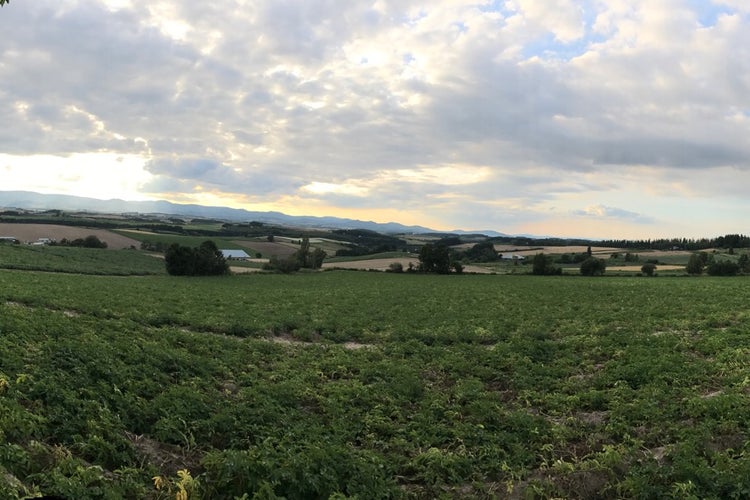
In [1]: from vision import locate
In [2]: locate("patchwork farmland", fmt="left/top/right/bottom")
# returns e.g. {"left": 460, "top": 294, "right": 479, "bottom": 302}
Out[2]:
{"left": 1, "top": 215, "right": 750, "bottom": 498}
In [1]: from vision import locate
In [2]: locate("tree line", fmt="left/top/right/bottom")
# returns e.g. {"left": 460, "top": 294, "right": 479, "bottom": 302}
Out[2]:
{"left": 599, "top": 234, "right": 750, "bottom": 251}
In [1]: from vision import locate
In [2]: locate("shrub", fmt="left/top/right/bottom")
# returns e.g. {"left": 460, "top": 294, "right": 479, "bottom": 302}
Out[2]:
{"left": 532, "top": 253, "right": 561, "bottom": 275}
{"left": 641, "top": 263, "right": 657, "bottom": 276}
{"left": 707, "top": 260, "right": 740, "bottom": 276}
{"left": 387, "top": 262, "right": 404, "bottom": 273}
{"left": 580, "top": 257, "right": 606, "bottom": 276}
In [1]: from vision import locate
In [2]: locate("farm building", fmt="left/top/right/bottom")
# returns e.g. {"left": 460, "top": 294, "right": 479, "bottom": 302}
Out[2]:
{"left": 500, "top": 253, "right": 525, "bottom": 260}
{"left": 221, "top": 249, "right": 251, "bottom": 260}
{"left": 0, "top": 236, "right": 19, "bottom": 244}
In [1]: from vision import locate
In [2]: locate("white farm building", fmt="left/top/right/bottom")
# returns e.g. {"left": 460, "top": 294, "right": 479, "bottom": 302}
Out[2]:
{"left": 220, "top": 249, "right": 251, "bottom": 260}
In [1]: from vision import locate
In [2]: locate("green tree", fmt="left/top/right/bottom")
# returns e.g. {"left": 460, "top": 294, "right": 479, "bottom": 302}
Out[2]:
{"left": 164, "top": 241, "right": 229, "bottom": 276}
{"left": 707, "top": 260, "right": 740, "bottom": 276}
{"left": 686, "top": 253, "right": 704, "bottom": 275}
{"left": 418, "top": 244, "right": 451, "bottom": 274}
{"left": 292, "top": 237, "right": 326, "bottom": 270}
{"left": 194, "top": 240, "right": 230, "bottom": 275}
{"left": 310, "top": 248, "right": 327, "bottom": 269}
{"left": 580, "top": 257, "right": 606, "bottom": 276}
{"left": 738, "top": 254, "right": 750, "bottom": 273}
{"left": 0, "top": 1, "right": 9, "bottom": 6}
{"left": 641, "top": 263, "right": 656, "bottom": 276}
{"left": 463, "top": 241, "right": 497, "bottom": 262}
{"left": 532, "top": 253, "right": 560, "bottom": 275}
{"left": 296, "top": 237, "right": 311, "bottom": 268}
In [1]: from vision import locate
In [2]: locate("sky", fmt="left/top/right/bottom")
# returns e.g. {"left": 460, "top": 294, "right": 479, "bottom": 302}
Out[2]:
{"left": 2, "top": 1, "right": 750, "bottom": 238}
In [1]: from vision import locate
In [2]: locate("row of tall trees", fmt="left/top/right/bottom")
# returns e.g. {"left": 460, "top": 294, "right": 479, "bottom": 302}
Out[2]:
{"left": 600, "top": 234, "right": 750, "bottom": 251}
{"left": 686, "top": 252, "right": 750, "bottom": 276}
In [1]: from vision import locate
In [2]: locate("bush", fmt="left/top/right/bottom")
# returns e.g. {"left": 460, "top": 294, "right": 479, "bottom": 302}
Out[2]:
{"left": 387, "top": 262, "right": 404, "bottom": 273}
{"left": 58, "top": 235, "right": 108, "bottom": 248}
{"left": 580, "top": 257, "right": 606, "bottom": 276}
{"left": 641, "top": 263, "right": 657, "bottom": 276}
{"left": 264, "top": 255, "right": 300, "bottom": 273}
{"left": 707, "top": 260, "right": 740, "bottom": 276}
{"left": 532, "top": 253, "right": 561, "bottom": 275}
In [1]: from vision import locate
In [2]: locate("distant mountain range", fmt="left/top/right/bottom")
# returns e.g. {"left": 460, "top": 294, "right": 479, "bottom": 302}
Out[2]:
{"left": 0, "top": 191, "right": 508, "bottom": 237}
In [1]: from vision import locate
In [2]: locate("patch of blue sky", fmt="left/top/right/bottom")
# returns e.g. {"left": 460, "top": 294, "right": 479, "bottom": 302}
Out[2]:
{"left": 452, "top": 21, "right": 469, "bottom": 34}
{"left": 535, "top": 2, "right": 599, "bottom": 60}
{"left": 685, "top": 0, "right": 736, "bottom": 27}
{"left": 478, "top": 0, "right": 509, "bottom": 15}
{"left": 520, "top": 33, "right": 604, "bottom": 61}
{"left": 402, "top": 9, "right": 427, "bottom": 27}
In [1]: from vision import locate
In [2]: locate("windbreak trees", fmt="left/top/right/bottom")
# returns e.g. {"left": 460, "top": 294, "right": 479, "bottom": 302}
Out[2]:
{"left": 418, "top": 244, "right": 451, "bottom": 274}
{"left": 165, "top": 241, "right": 229, "bottom": 276}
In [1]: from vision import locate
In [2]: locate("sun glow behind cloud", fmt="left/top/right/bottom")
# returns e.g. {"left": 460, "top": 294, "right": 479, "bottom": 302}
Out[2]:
{"left": 1, "top": 153, "right": 155, "bottom": 201}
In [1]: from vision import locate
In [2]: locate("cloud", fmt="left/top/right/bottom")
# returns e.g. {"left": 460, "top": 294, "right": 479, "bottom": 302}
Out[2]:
{"left": 573, "top": 204, "right": 654, "bottom": 223}
{"left": 3, "top": 1, "right": 750, "bottom": 237}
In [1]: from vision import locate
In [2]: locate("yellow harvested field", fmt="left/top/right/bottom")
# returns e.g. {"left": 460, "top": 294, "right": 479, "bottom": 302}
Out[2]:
{"left": 493, "top": 245, "right": 625, "bottom": 256}
{"left": 229, "top": 266, "right": 263, "bottom": 274}
{"left": 607, "top": 265, "right": 685, "bottom": 272}
{"left": 0, "top": 224, "right": 141, "bottom": 249}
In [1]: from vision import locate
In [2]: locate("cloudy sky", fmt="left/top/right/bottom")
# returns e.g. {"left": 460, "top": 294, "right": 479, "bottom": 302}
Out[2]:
{"left": 2, "top": 1, "right": 750, "bottom": 238}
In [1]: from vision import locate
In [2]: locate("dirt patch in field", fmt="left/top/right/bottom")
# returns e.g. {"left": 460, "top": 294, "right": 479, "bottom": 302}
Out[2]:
{"left": 267, "top": 334, "right": 374, "bottom": 350}
{"left": 125, "top": 431, "right": 201, "bottom": 476}
{"left": 0, "top": 224, "right": 140, "bottom": 249}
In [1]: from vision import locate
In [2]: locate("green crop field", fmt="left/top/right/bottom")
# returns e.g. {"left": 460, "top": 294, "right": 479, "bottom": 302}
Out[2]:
{"left": 2, "top": 267, "right": 750, "bottom": 499}
{"left": 0, "top": 245, "right": 167, "bottom": 275}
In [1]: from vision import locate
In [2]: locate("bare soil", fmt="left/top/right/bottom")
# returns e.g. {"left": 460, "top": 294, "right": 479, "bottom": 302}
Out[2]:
{"left": 0, "top": 224, "right": 141, "bottom": 249}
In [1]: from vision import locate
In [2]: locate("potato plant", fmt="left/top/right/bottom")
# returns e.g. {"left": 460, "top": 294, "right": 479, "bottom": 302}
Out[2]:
{"left": 1, "top": 270, "right": 750, "bottom": 498}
